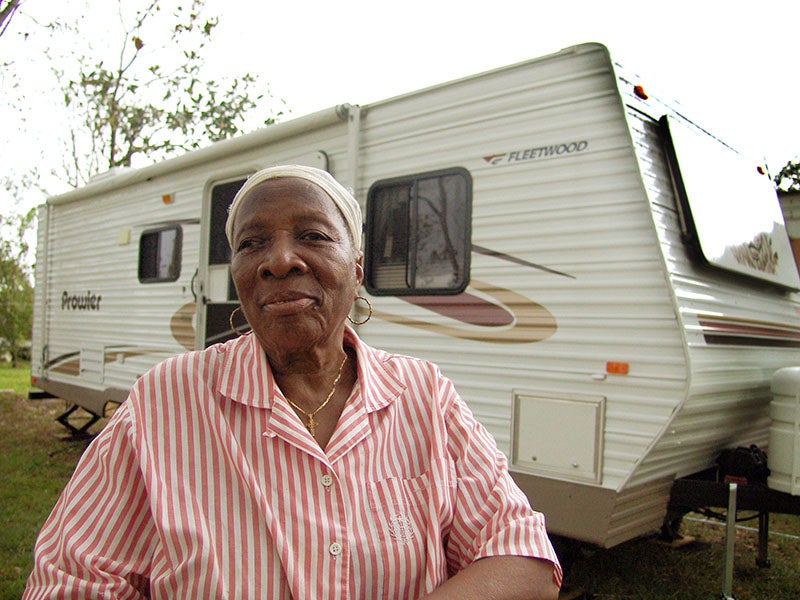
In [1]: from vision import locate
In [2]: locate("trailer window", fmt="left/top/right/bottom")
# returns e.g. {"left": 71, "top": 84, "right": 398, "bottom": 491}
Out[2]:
{"left": 661, "top": 114, "right": 800, "bottom": 290}
{"left": 365, "top": 168, "right": 472, "bottom": 295}
{"left": 138, "top": 226, "right": 182, "bottom": 283}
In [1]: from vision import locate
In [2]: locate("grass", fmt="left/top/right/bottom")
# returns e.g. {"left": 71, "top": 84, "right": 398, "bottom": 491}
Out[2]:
{"left": 0, "top": 359, "right": 33, "bottom": 397}
{"left": 559, "top": 512, "right": 800, "bottom": 599}
{"left": 1, "top": 361, "right": 799, "bottom": 599}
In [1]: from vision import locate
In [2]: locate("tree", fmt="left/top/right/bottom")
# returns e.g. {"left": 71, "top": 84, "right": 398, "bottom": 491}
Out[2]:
{"left": 775, "top": 158, "right": 800, "bottom": 192}
{"left": 0, "top": 208, "right": 34, "bottom": 368}
{"left": 50, "top": 0, "right": 284, "bottom": 187}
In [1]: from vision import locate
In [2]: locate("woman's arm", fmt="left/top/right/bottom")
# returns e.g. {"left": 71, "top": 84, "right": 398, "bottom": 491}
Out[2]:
{"left": 433, "top": 375, "right": 562, "bottom": 596}
{"left": 421, "top": 555, "right": 559, "bottom": 600}
{"left": 23, "top": 403, "right": 155, "bottom": 599}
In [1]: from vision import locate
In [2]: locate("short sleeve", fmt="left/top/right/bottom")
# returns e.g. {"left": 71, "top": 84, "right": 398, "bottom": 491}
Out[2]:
{"left": 440, "top": 379, "right": 562, "bottom": 587}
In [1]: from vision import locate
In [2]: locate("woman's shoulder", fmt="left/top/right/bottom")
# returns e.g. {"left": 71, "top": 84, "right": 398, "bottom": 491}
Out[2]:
{"left": 137, "top": 334, "right": 251, "bottom": 390}
{"left": 383, "top": 350, "right": 440, "bottom": 376}
{"left": 358, "top": 337, "right": 441, "bottom": 377}
{"left": 356, "top": 337, "right": 452, "bottom": 403}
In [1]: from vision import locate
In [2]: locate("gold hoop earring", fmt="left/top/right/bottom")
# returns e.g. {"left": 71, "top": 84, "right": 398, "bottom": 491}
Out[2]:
{"left": 229, "top": 305, "right": 249, "bottom": 336}
{"left": 347, "top": 296, "right": 372, "bottom": 325}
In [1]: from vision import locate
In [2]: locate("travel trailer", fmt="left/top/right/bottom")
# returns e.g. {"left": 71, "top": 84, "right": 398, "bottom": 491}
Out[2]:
{"left": 30, "top": 42, "right": 800, "bottom": 548}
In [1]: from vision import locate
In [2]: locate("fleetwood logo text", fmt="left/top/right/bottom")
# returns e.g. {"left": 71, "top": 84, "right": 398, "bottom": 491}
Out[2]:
{"left": 483, "top": 140, "right": 589, "bottom": 166}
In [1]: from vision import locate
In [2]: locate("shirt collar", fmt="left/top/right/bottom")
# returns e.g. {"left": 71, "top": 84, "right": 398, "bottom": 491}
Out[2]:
{"left": 216, "top": 326, "right": 407, "bottom": 412}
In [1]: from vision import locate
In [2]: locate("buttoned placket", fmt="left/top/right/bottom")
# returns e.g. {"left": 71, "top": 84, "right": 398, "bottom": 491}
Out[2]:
{"left": 261, "top": 414, "right": 354, "bottom": 598}
{"left": 255, "top": 352, "right": 396, "bottom": 599}
{"left": 320, "top": 466, "right": 346, "bottom": 560}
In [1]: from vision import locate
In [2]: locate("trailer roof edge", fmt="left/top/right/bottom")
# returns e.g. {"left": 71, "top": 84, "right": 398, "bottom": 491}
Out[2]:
{"left": 47, "top": 104, "right": 351, "bottom": 206}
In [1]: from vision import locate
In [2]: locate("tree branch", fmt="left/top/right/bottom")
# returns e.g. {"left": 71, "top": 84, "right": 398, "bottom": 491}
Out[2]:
{"left": 0, "top": 0, "right": 22, "bottom": 38}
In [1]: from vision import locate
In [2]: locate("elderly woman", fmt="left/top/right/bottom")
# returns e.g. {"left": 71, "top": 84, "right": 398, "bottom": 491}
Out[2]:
{"left": 24, "top": 165, "right": 561, "bottom": 599}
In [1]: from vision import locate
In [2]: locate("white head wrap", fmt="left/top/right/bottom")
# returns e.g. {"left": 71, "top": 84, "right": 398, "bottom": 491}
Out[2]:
{"left": 225, "top": 165, "right": 362, "bottom": 250}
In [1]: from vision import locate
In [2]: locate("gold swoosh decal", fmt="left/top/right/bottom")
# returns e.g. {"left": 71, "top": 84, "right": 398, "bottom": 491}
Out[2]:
{"left": 369, "top": 280, "right": 557, "bottom": 344}
{"left": 170, "top": 302, "right": 197, "bottom": 350}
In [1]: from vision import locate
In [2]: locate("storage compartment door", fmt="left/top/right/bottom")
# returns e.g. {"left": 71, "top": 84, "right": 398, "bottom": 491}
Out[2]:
{"left": 512, "top": 391, "right": 605, "bottom": 484}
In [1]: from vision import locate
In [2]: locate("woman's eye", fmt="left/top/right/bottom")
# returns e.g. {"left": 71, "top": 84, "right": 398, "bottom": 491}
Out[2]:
{"left": 236, "top": 238, "right": 257, "bottom": 252}
{"left": 302, "top": 230, "right": 329, "bottom": 241}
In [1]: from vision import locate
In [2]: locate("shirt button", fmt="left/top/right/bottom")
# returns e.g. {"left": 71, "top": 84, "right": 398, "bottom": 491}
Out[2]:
{"left": 329, "top": 542, "right": 343, "bottom": 556}
{"left": 321, "top": 474, "right": 334, "bottom": 487}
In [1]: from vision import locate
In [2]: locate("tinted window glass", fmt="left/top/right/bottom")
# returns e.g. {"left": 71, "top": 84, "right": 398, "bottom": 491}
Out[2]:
{"left": 365, "top": 168, "right": 472, "bottom": 295}
{"left": 138, "top": 226, "right": 182, "bottom": 283}
{"left": 209, "top": 178, "right": 248, "bottom": 265}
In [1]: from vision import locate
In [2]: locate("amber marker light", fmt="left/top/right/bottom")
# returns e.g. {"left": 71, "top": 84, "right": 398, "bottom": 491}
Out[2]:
{"left": 162, "top": 193, "right": 174, "bottom": 204}
{"left": 633, "top": 85, "right": 649, "bottom": 100}
{"left": 606, "top": 361, "right": 630, "bottom": 375}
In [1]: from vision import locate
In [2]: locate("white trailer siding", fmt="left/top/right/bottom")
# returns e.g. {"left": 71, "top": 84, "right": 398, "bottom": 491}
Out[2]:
{"left": 353, "top": 44, "right": 800, "bottom": 545}
{"left": 35, "top": 174, "right": 201, "bottom": 413}
{"left": 622, "top": 100, "right": 800, "bottom": 490}
{"left": 355, "top": 44, "right": 687, "bottom": 498}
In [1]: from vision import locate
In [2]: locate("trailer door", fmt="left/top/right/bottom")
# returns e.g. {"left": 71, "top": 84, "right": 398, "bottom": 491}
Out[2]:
{"left": 199, "top": 177, "right": 250, "bottom": 348}
{"left": 198, "top": 152, "right": 331, "bottom": 348}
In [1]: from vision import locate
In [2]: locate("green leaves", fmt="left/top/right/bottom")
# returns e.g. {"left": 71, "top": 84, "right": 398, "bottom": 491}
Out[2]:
{"left": 56, "top": 0, "right": 284, "bottom": 186}
{"left": 0, "top": 209, "right": 34, "bottom": 368}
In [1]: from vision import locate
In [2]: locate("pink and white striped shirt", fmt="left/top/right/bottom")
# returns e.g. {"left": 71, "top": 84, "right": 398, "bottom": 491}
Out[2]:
{"left": 25, "top": 328, "right": 561, "bottom": 599}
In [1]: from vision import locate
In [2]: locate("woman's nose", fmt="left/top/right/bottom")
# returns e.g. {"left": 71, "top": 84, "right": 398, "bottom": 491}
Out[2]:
{"left": 257, "top": 236, "right": 307, "bottom": 278}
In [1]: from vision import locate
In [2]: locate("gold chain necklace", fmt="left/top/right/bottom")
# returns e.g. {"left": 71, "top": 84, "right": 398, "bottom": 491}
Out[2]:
{"left": 284, "top": 354, "right": 348, "bottom": 438}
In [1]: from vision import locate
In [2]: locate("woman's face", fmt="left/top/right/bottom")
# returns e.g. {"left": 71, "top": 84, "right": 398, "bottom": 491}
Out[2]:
{"left": 229, "top": 178, "right": 363, "bottom": 356}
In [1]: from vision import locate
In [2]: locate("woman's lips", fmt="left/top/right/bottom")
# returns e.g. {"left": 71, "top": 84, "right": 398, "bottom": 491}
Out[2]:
{"left": 261, "top": 295, "right": 316, "bottom": 316}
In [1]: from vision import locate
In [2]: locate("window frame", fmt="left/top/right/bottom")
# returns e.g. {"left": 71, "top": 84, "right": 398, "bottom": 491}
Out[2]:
{"left": 364, "top": 167, "right": 473, "bottom": 296}
{"left": 660, "top": 114, "right": 800, "bottom": 291}
{"left": 138, "top": 224, "right": 183, "bottom": 284}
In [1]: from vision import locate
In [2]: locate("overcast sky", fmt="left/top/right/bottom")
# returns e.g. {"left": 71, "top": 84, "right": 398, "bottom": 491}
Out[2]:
{"left": 2, "top": 0, "right": 798, "bottom": 215}
{"left": 205, "top": 0, "right": 799, "bottom": 167}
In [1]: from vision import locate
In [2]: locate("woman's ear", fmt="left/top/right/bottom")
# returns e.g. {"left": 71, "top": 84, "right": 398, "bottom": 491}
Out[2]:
{"left": 355, "top": 254, "right": 365, "bottom": 288}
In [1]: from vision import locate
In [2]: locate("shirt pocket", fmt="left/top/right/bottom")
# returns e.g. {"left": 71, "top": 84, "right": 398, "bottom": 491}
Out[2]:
{"left": 361, "top": 473, "right": 446, "bottom": 598}
{"left": 368, "top": 474, "right": 430, "bottom": 544}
